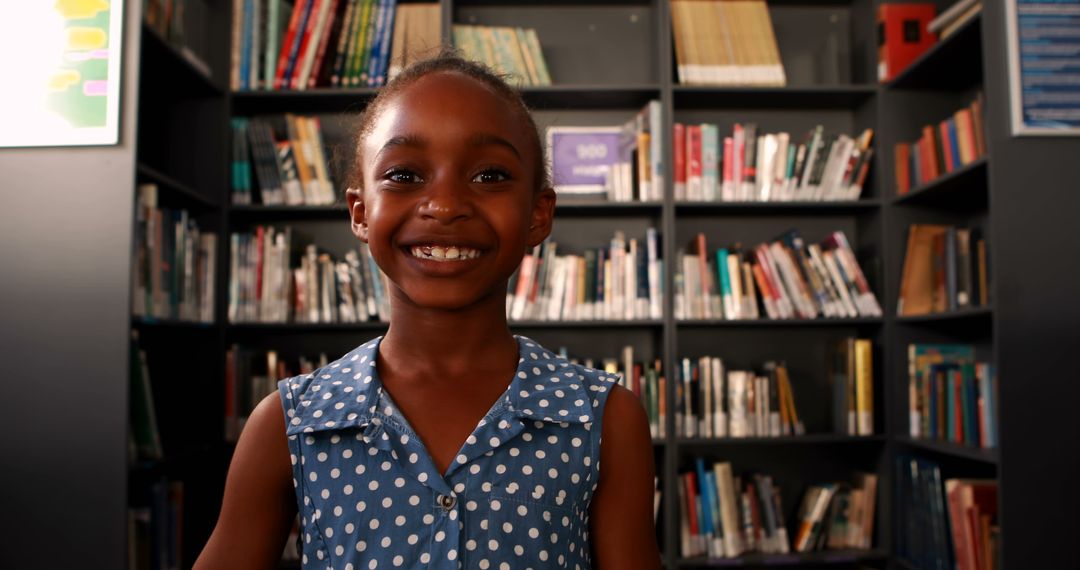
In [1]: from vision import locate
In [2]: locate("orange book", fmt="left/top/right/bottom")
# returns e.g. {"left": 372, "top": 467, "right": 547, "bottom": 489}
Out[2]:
{"left": 895, "top": 143, "right": 911, "bottom": 195}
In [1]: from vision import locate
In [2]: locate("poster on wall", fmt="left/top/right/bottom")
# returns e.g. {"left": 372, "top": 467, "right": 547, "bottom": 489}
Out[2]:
{"left": 1007, "top": 0, "right": 1080, "bottom": 135}
{"left": 0, "top": 0, "right": 124, "bottom": 148}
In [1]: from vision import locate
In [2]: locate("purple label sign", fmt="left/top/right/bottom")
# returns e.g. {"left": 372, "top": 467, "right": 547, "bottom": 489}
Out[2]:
{"left": 547, "top": 127, "right": 623, "bottom": 194}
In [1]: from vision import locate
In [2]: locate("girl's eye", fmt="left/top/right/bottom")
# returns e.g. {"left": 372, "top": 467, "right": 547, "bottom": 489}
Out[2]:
{"left": 472, "top": 168, "right": 510, "bottom": 184}
{"left": 385, "top": 168, "right": 422, "bottom": 184}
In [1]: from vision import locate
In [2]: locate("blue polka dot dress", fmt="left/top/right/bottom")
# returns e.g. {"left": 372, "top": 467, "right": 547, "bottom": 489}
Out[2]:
{"left": 278, "top": 335, "right": 620, "bottom": 569}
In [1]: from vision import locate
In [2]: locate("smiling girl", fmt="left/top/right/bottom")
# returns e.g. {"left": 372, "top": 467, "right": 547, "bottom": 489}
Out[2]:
{"left": 195, "top": 51, "right": 660, "bottom": 570}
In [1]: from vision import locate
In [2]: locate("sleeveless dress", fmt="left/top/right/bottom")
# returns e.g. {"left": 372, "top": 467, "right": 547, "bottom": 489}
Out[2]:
{"left": 277, "top": 335, "right": 620, "bottom": 570}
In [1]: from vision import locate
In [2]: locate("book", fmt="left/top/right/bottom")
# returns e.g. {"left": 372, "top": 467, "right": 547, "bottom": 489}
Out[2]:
{"left": 232, "top": 114, "right": 337, "bottom": 205}
{"left": 877, "top": 3, "right": 938, "bottom": 83}
{"left": 894, "top": 94, "right": 987, "bottom": 194}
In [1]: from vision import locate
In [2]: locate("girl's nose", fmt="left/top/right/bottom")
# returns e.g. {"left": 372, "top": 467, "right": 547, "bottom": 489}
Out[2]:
{"left": 417, "top": 178, "right": 474, "bottom": 224}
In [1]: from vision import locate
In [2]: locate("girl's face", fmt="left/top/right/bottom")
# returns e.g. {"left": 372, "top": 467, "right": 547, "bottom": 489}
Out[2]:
{"left": 348, "top": 71, "right": 555, "bottom": 312}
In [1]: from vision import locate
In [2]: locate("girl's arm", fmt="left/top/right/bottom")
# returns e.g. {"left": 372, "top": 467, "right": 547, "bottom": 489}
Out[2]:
{"left": 590, "top": 384, "right": 663, "bottom": 569}
{"left": 194, "top": 392, "right": 297, "bottom": 570}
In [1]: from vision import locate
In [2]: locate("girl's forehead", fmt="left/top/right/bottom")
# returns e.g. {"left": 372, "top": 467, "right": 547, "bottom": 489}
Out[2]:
{"left": 365, "top": 73, "right": 532, "bottom": 154}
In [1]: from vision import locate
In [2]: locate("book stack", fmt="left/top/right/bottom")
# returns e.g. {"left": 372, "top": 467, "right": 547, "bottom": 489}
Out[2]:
{"left": 128, "top": 478, "right": 184, "bottom": 570}
{"left": 674, "top": 124, "right": 874, "bottom": 202}
{"left": 506, "top": 229, "right": 664, "bottom": 322}
{"left": 897, "top": 224, "right": 989, "bottom": 316}
{"left": 231, "top": 0, "right": 441, "bottom": 91}
{"left": 678, "top": 460, "right": 878, "bottom": 559}
{"left": 907, "top": 344, "right": 997, "bottom": 449}
{"left": 674, "top": 357, "right": 804, "bottom": 439}
{"left": 675, "top": 230, "right": 882, "bottom": 321}
{"left": 792, "top": 474, "right": 878, "bottom": 552}
{"left": 231, "top": 115, "right": 337, "bottom": 206}
{"left": 828, "top": 338, "right": 876, "bottom": 436}
{"left": 896, "top": 457, "right": 1000, "bottom": 570}
{"left": 670, "top": 0, "right": 786, "bottom": 86}
{"left": 894, "top": 94, "right": 986, "bottom": 195}
{"left": 228, "top": 228, "right": 391, "bottom": 324}
{"left": 547, "top": 101, "right": 664, "bottom": 203}
{"left": 559, "top": 345, "right": 666, "bottom": 439}
{"left": 225, "top": 345, "right": 330, "bottom": 441}
{"left": 131, "top": 184, "right": 217, "bottom": 324}
{"left": 928, "top": 0, "right": 983, "bottom": 39}
{"left": 452, "top": 25, "right": 552, "bottom": 87}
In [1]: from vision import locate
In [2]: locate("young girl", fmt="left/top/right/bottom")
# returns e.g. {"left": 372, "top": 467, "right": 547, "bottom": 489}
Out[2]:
{"left": 195, "top": 52, "right": 660, "bottom": 570}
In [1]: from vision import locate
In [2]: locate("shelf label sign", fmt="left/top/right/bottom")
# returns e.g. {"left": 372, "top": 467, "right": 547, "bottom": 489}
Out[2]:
{"left": 0, "top": 0, "right": 124, "bottom": 147}
{"left": 547, "top": 127, "right": 624, "bottom": 195}
{"left": 1007, "top": 0, "right": 1080, "bottom": 135}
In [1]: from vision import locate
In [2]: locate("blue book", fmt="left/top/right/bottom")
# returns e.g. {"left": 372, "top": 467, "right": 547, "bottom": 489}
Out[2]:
{"left": 715, "top": 248, "right": 731, "bottom": 317}
{"left": 694, "top": 459, "right": 715, "bottom": 539}
{"left": 947, "top": 119, "right": 962, "bottom": 169}
{"left": 241, "top": 0, "right": 254, "bottom": 91}
{"left": 370, "top": 0, "right": 397, "bottom": 85}
{"left": 363, "top": 0, "right": 389, "bottom": 85}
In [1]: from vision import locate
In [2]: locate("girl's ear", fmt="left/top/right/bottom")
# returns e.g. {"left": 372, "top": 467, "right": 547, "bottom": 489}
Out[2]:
{"left": 527, "top": 187, "right": 557, "bottom": 247}
{"left": 345, "top": 187, "right": 369, "bottom": 242}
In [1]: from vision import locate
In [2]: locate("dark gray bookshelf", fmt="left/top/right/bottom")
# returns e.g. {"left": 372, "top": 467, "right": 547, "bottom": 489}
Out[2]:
{"left": 115, "top": 0, "right": 1080, "bottom": 569}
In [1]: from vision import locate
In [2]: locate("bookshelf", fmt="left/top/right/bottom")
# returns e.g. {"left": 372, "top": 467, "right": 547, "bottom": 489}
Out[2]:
{"left": 113, "top": 0, "right": 1080, "bottom": 569}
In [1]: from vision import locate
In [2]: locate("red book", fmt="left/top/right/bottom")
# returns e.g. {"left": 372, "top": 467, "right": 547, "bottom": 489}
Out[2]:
{"left": 673, "top": 123, "right": 686, "bottom": 195}
{"left": 939, "top": 121, "right": 955, "bottom": 173}
{"left": 632, "top": 363, "right": 642, "bottom": 398}
{"left": 255, "top": 226, "right": 265, "bottom": 304}
{"left": 688, "top": 125, "right": 703, "bottom": 198}
{"left": 922, "top": 125, "right": 941, "bottom": 181}
{"left": 895, "top": 143, "right": 911, "bottom": 195}
{"left": 683, "top": 472, "right": 701, "bottom": 539}
{"left": 877, "top": 3, "right": 938, "bottom": 83}
{"left": 722, "top": 137, "right": 734, "bottom": 188}
{"left": 274, "top": 0, "right": 310, "bottom": 90}
{"left": 308, "top": 0, "right": 342, "bottom": 89}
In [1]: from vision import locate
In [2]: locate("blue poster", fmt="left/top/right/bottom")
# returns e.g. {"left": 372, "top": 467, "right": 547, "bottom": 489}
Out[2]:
{"left": 1007, "top": 0, "right": 1080, "bottom": 135}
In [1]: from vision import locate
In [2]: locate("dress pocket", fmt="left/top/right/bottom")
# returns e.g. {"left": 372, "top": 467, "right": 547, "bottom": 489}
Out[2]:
{"left": 484, "top": 490, "right": 577, "bottom": 569}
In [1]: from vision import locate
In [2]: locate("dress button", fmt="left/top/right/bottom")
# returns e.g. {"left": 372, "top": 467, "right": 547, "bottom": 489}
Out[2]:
{"left": 438, "top": 494, "right": 456, "bottom": 511}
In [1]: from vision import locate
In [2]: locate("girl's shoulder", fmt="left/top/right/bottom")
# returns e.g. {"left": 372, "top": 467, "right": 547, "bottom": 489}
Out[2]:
{"left": 276, "top": 336, "right": 384, "bottom": 437}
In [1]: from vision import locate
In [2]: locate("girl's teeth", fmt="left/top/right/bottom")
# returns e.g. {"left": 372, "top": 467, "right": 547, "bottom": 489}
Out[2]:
{"left": 411, "top": 246, "right": 480, "bottom": 261}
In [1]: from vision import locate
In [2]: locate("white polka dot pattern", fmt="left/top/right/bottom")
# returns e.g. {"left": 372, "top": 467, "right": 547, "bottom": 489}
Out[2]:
{"left": 279, "top": 336, "right": 619, "bottom": 569}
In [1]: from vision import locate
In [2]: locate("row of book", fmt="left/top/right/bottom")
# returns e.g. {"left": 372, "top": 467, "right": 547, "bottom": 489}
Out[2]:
{"left": 674, "top": 124, "right": 874, "bottom": 203}
{"left": 674, "top": 357, "right": 804, "bottom": 439}
{"left": 228, "top": 227, "right": 392, "bottom": 324}
{"left": 231, "top": 0, "right": 442, "bottom": 91}
{"left": 670, "top": 0, "right": 786, "bottom": 87}
{"left": 907, "top": 344, "right": 997, "bottom": 449}
{"left": 231, "top": 115, "right": 338, "bottom": 206}
{"left": 897, "top": 224, "right": 989, "bottom": 317}
{"left": 132, "top": 184, "right": 217, "bottom": 324}
{"left": 506, "top": 229, "right": 664, "bottom": 322}
{"left": 225, "top": 345, "right": 330, "bottom": 441}
{"left": 673, "top": 339, "right": 875, "bottom": 440}
{"left": 896, "top": 457, "right": 999, "bottom": 570}
{"left": 678, "top": 460, "right": 877, "bottom": 558}
{"left": 894, "top": 94, "right": 986, "bottom": 195}
{"left": 452, "top": 24, "right": 552, "bottom": 87}
{"left": 675, "top": 230, "right": 883, "bottom": 322}
{"left": 128, "top": 478, "right": 184, "bottom": 570}
{"left": 548, "top": 101, "right": 665, "bottom": 203}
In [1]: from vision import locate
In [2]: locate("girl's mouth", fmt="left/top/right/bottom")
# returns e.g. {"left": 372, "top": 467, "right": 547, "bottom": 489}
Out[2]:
{"left": 408, "top": 244, "right": 484, "bottom": 262}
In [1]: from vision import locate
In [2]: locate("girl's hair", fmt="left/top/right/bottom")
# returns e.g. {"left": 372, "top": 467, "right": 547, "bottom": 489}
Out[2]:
{"left": 347, "top": 47, "right": 550, "bottom": 194}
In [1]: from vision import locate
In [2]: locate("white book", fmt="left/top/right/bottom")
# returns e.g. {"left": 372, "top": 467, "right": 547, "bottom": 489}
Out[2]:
{"left": 626, "top": 239, "right": 638, "bottom": 320}
{"left": 547, "top": 256, "right": 567, "bottom": 322}
{"left": 711, "top": 357, "right": 726, "bottom": 437}
{"left": 646, "top": 228, "right": 662, "bottom": 319}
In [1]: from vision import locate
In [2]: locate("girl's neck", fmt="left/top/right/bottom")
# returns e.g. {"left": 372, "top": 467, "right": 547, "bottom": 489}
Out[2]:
{"left": 379, "top": 287, "right": 518, "bottom": 378}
